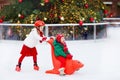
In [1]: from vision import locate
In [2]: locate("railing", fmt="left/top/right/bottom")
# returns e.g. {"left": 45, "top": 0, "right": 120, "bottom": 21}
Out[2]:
{"left": 103, "top": 18, "right": 120, "bottom": 21}
{"left": 0, "top": 20, "right": 120, "bottom": 41}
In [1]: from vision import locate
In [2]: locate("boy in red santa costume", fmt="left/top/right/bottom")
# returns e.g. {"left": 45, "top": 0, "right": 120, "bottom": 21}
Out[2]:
{"left": 15, "top": 20, "right": 47, "bottom": 72}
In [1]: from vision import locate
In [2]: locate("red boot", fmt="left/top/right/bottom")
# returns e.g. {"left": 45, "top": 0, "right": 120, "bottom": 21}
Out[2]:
{"left": 15, "top": 65, "right": 21, "bottom": 72}
{"left": 34, "top": 64, "right": 39, "bottom": 71}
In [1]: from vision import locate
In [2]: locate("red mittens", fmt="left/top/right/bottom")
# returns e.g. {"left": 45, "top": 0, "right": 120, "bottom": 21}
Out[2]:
{"left": 40, "top": 36, "right": 47, "bottom": 43}
{"left": 42, "top": 36, "right": 47, "bottom": 41}
{"left": 64, "top": 47, "right": 68, "bottom": 52}
{"left": 66, "top": 54, "right": 73, "bottom": 59}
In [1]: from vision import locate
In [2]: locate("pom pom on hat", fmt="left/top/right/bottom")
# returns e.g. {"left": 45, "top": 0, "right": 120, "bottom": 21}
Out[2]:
{"left": 34, "top": 20, "right": 45, "bottom": 27}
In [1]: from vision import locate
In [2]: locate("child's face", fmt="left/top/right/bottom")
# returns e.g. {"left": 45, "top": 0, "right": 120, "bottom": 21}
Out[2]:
{"left": 37, "top": 26, "right": 44, "bottom": 31}
{"left": 39, "top": 26, "right": 44, "bottom": 31}
{"left": 60, "top": 37, "right": 65, "bottom": 43}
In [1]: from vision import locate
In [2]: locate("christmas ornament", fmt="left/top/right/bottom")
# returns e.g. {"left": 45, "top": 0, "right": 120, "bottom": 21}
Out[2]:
{"left": 0, "top": 19, "right": 3, "bottom": 23}
{"left": 20, "top": 14, "right": 24, "bottom": 19}
{"left": 44, "top": 0, "right": 49, "bottom": 3}
{"left": 30, "top": 20, "right": 34, "bottom": 24}
{"left": 89, "top": 17, "right": 94, "bottom": 22}
{"left": 18, "top": 14, "right": 24, "bottom": 19}
{"left": 60, "top": 16, "right": 64, "bottom": 21}
{"left": 109, "top": 13, "right": 113, "bottom": 17}
{"left": 18, "top": 14, "right": 21, "bottom": 17}
{"left": 79, "top": 20, "right": 83, "bottom": 26}
{"left": 18, "top": 0, "right": 23, "bottom": 3}
{"left": 40, "top": 3, "right": 45, "bottom": 6}
{"left": 103, "top": 10, "right": 108, "bottom": 15}
{"left": 84, "top": 3, "right": 88, "bottom": 8}
{"left": 44, "top": 17, "right": 47, "bottom": 21}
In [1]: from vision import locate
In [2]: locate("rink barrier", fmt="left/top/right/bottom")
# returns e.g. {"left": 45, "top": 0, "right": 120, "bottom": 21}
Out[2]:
{"left": 103, "top": 18, "right": 120, "bottom": 21}
{"left": 0, "top": 21, "right": 120, "bottom": 40}
{"left": 0, "top": 22, "right": 111, "bottom": 26}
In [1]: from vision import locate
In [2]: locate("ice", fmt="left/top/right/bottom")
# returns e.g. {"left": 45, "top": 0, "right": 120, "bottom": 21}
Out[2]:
{"left": 0, "top": 27, "right": 120, "bottom": 80}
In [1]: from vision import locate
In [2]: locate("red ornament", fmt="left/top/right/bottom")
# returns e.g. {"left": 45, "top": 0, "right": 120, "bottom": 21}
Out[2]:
{"left": 90, "top": 17, "right": 94, "bottom": 22}
{"left": 44, "top": 0, "right": 49, "bottom": 3}
{"left": 103, "top": 10, "right": 108, "bottom": 15}
{"left": 79, "top": 20, "right": 83, "bottom": 26}
{"left": 20, "top": 15, "right": 24, "bottom": 19}
{"left": 109, "top": 13, "right": 113, "bottom": 17}
{"left": 84, "top": 3, "right": 88, "bottom": 8}
{"left": 0, "top": 19, "right": 3, "bottom": 23}
{"left": 18, "top": 0, "right": 23, "bottom": 3}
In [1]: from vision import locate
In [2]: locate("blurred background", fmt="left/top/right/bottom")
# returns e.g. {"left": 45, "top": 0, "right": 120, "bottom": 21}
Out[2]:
{"left": 0, "top": 0, "right": 120, "bottom": 41}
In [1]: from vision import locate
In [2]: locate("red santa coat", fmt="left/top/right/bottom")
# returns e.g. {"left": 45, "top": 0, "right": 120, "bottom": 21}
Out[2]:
{"left": 20, "top": 28, "right": 43, "bottom": 56}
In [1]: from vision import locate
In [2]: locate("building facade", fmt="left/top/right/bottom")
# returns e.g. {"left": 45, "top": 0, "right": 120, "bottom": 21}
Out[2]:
{"left": 102, "top": 0, "right": 120, "bottom": 17}
{"left": 0, "top": 0, "right": 11, "bottom": 10}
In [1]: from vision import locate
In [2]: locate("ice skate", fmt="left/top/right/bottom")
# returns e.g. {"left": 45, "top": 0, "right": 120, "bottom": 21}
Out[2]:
{"left": 15, "top": 65, "right": 21, "bottom": 72}
{"left": 34, "top": 64, "right": 39, "bottom": 71}
{"left": 58, "top": 68, "right": 66, "bottom": 76}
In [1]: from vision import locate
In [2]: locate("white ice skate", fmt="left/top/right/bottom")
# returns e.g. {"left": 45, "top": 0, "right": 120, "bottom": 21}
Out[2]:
{"left": 58, "top": 67, "right": 66, "bottom": 76}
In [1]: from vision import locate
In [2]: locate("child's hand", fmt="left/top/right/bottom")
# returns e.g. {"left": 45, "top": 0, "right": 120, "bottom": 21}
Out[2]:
{"left": 64, "top": 47, "right": 68, "bottom": 52}
{"left": 40, "top": 36, "right": 47, "bottom": 43}
{"left": 42, "top": 36, "right": 47, "bottom": 41}
{"left": 66, "top": 54, "right": 73, "bottom": 59}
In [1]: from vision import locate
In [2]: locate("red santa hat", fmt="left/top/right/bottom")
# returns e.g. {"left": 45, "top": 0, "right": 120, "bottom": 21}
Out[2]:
{"left": 34, "top": 20, "right": 45, "bottom": 27}
{"left": 56, "top": 34, "right": 64, "bottom": 42}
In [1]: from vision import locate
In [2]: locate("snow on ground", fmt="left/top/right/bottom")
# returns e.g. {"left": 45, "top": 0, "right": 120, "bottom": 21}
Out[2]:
{"left": 0, "top": 26, "right": 120, "bottom": 80}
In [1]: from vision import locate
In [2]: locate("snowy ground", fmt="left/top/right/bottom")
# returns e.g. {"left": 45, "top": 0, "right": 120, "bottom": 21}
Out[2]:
{"left": 0, "top": 27, "right": 120, "bottom": 80}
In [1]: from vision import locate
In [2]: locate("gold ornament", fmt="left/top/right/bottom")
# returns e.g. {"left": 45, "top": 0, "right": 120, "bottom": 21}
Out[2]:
{"left": 44, "top": 17, "right": 47, "bottom": 21}
{"left": 60, "top": 16, "right": 64, "bottom": 21}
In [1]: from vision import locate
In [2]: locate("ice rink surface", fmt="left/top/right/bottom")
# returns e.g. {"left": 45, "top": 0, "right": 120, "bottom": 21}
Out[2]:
{"left": 0, "top": 27, "right": 120, "bottom": 80}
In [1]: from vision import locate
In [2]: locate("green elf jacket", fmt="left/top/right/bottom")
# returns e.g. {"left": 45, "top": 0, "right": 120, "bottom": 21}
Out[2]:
{"left": 53, "top": 40, "right": 70, "bottom": 57}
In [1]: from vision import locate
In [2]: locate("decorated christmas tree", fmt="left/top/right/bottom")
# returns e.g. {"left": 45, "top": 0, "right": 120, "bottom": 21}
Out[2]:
{"left": 0, "top": 0, "right": 109, "bottom": 24}
{"left": 0, "top": 0, "right": 109, "bottom": 40}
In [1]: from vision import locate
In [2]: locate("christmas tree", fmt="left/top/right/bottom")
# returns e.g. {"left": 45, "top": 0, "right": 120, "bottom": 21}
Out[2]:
{"left": 0, "top": 0, "right": 109, "bottom": 40}
{"left": 0, "top": 0, "right": 108, "bottom": 24}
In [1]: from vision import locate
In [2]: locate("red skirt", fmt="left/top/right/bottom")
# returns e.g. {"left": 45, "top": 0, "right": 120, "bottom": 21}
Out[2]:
{"left": 20, "top": 45, "right": 38, "bottom": 56}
